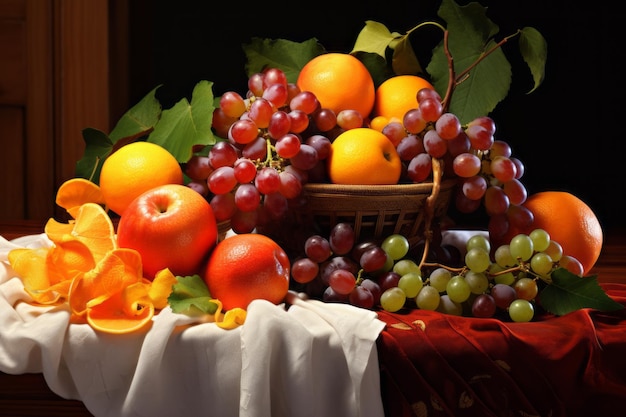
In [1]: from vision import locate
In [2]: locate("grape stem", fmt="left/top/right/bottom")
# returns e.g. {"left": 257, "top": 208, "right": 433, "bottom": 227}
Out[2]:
{"left": 418, "top": 158, "right": 443, "bottom": 270}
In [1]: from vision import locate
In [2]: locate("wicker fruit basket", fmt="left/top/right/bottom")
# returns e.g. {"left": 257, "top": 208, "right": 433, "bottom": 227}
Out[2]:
{"left": 282, "top": 159, "right": 457, "bottom": 246}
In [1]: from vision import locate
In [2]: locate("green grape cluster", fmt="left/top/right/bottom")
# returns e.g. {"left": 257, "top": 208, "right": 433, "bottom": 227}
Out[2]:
{"left": 291, "top": 222, "right": 586, "bottom": 323}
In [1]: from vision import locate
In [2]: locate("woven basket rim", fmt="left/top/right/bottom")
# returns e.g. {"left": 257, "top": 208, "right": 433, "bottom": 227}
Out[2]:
{"left": 302, "top": 178, "right": 457, "bottom": 196}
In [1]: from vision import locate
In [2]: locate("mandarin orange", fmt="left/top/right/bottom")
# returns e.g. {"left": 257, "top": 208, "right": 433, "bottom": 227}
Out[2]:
{"left": 373, "top": 75, "right": 435, "bottom": 121}
{"left": 296, "top": 53, "right": 375, "bottom": 119}
{"left": 327, "top": 127, "right": 402, "bottom": 185}
{"left": 498, "top": 191, "right": 603, "bottom": 275}
{"left": 99, "top": 142, "right": 183, "bottom": 216}
{"left": 203, "top": 233, "right": 290, "bottom": 311}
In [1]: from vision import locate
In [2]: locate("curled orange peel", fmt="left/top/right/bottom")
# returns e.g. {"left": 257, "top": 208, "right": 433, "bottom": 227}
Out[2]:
{"left": 55, "top": 178, "right": 105, "bottom": 219}
{"left": 211, "top": 299, "right": 247, "bottom": 330}
{"left": 6, "top": 200, "right": 178, "bottom": 334}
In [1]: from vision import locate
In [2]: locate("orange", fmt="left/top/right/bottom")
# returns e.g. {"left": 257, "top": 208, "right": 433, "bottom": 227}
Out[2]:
{"left": 99, "top": 141, "right": 183, "bottom": 216}
{"left": 116, "top": 184, "right": 218, "bottom": 279}
{"left": 372, "top": 75, "right": 435, "bottom": 121}
{"left": 296, "top": 53, "right": 375, "bottom": 119}
{"left": 327, "top": 127, "right": 402, "bottom": 185}
{"left": 498, "top": 191, "right": 603, "bottom": 275}
{"left": 203, "top": 234, "right": 290, "bottom": 311}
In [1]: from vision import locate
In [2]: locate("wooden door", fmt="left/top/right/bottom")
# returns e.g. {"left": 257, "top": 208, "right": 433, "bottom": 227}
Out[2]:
{"left": 0, "top": 0, "right": 127, "bottom": 222}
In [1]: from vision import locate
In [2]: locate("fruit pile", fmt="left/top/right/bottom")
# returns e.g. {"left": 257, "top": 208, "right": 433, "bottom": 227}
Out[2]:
{"left": 4, "top": 0, "right": 620, "bottom": 335}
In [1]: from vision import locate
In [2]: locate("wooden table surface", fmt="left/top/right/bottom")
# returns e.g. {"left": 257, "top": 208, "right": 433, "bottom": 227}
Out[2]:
{"left": 1, "top": 220, "right": 624, "bottom": 417}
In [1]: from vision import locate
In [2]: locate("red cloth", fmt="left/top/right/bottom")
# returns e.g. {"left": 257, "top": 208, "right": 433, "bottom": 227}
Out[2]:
{"left": 376, "top": 283, "right": 626, "bottom": 417}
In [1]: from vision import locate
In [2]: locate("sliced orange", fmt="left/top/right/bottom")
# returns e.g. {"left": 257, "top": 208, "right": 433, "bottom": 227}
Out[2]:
{"left": 85, "top": 282, "right": 155, "bottom": 334}
{"left": 46, "top": 203, "right": 117, "bottom": 262}
{"left": 69, "top": 248, "right": 143, "bottom": 317}
{"left": 56, "top": 178, "right": 105, "bottom": 218}
{"left": 8, "top": 247, "right": 62, "bottom": 304}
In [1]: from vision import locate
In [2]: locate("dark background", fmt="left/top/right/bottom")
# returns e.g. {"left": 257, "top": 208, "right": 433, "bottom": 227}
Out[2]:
{"left": 126, "top": 0, "right": 624, "bottom": 231}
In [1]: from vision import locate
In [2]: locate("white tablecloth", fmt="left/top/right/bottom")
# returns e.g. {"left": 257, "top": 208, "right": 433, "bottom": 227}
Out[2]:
{"left": 0, "top": 234, "right": 387, "bottom": 417}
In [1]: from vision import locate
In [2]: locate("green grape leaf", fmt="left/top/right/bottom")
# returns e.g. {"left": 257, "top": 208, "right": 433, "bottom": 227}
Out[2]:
{"left": 147, "top": 80, "right": 216, "bottom": 163}
{"left": 168, "top": 275, "right": 219, "bottom": 316}
{"left": 75, "top": 128, "right": 113, "bottom": 182}
{"left": 539, "top": 268, "right": 624, "bottom": 316}
{"left": 109, "top": 85, "right": 162, "bottom": 143}
{"left": 390, "top": 34, "right": 424, "bottom": 75}
{"left": 427, "top": 0, "right": 511, "bottom": 124}
{"left": 352, "top": 20, "right": 401, "bottom": 59}
{"left": 242, "top": 37, "right": 325, "bottom": 84}
{"left": 518, "top": 26, "right": 548, "bottom": 93}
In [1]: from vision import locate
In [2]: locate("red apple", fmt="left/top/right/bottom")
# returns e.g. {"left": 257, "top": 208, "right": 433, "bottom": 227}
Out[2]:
{"left": 116, "top": 184, "right": 218, "bottom": 279}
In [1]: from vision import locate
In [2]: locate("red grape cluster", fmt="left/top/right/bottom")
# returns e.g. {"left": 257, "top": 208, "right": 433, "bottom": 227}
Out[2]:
{"left": 185, "top": 68, "right": 366, "bottom": 234}
{"left": 380, "top": 86, "right": 531, "bottom": 243}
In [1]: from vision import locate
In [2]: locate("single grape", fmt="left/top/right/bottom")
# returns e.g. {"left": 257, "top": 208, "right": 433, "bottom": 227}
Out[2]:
{"left": 471, "top": 293, "right": 497, "bottom": 318}
{"left": 267, "top": 110, "right": 291, "bottom": 140}
{"left": 209, "top": 141, "right": 239, "bottom": 168}
{"left": 349, "top": 286, "right": 375, "bottom": 309}
{"left": 462, "top": 175, "right": 488, "bottom": 200}
{"left": 219, "top": 91, "right": 247, "bottom": 118}
{"left": 464, "top": 270, "right": 489, "bottom": 294}
{"left": 560, "top": 255, "right": 584, "bottom": 276}
{"left": 185, "top": 155, "right": 214, "bottom": 181}
{"left": 278, "top": 170, "right": 302, "bottom": 199}
{"left": 381, "top": 234, "right": 410, "bottom": 260}
{"left": 513, "top": 277, "right": 539, "bottom": 301}
{"left": 209, "top": 193, "right": 237, "bottom": 222}
{"left": 398, "top": 272, "right": 423, "bottom": 298}
{"left": 435, "top": 112, "right": 462, "bottom": 140}
{"left": 290, "top": 144, "right": 319, "bottom": 171}
{"left": 392, "top": 259, "right": 421, "bottom": 276}
{"left": 544, "top": 240, "right": 563, "bottom": 262}
{"left": 381, "top": 121, "right": 405, "bottom": 147}
{"left": 490, "top": 155, "right": 517, "bottom": 183}
{"left": 313, "top": 108, "right": 337, "bottom": 132}
{"left": 255, "top": 167, "right": 281, "bottom": 195}
{"left": 230, "top": 209, "right": 258, "bottom": 234}
{"left": 418, "top": 98, "right": 443, "bottom": 122}
{"left": 329, "top": 223, "right": 355, "bottom": 256}
{"left": 233, "top": 158, "right": 257, "bottom": 184}
{"left": 406, "top": 153, "right": 432, "bottom": 183}
{"left": 288, "top": 109, "right": 309, "bottom": 133}
{"left": 380, "top": 287, "right": 406, "bottom": 312}
{"left": 491, "top": 283, "right": 517, "bottom": 309}
{"left": 453, "top": 152, "right": 482, "bottom": 178}
{"left": 234, "top": 183, "right": 261, "bottom": 212}
{"left": 529, "top": 228, "right": 551, "bottom": 252}
{"left": 305, "top": 235, "right": 332, "bottom": 263}
{"left": 396, "top": 134, "right": 425, "bottom": 161}
{"left": 508, "top": 299, "right": 534, "bottom": 322}
{"left": 484, "top": 186, "right": 510, "bottom": 216}
{"left": 377, "top": 271, "right": 402, "bottom": 292}
{"left": 319, "top": 256, "right": 359, "bottom": 285}
{"left": 275, "top": 133, "right": 301, "bottom": 159}
{"left": 509, "top": 234, "right": 534, "bottom": 261}
{"left": 428, "top": 267, "right": 452, "bottom": 292}
{"left": 289, "top": 90, "right": 320, "bottom": 114}
{"left": 465, "top": 247, "right": 491, "bottom": 273}
{"left": 305, "top": 135, "right": 332, "bottom": 160}
{"left": 328, "top": 268, "right": 356, "bottom": 295}
{"left": 291, "top": 257, "right": 319, "bottom": 284}
{"left": 208, "top": 166, "right": 237, "bottom": 194}
{"left": 436, "top": 294, "right": 463, "bottom": 316}
{"left": 403, "top": 108, "right": 427, "bottom": 134}
{"left": 494, "top": 244, "right": 517, "bottom": 268}
{"left": 423, "top": 129, "right": 447, "bottom": 158}
{"left": 360, "top": 278, "right": 382, "bottom": 306}
{"left": 446, "top": 275, "right": 471, "bottom": 303}
{"left": 336, "top": 109, "right": 364, "bottom": 130}
{"left": 248, "top": 98, "right": 274, "bottom": 129}
{"left": 530, "top": 252, "right": 553, "bottom": 276}
{"left": 415, "top": 285, "right": 440, "bottom": 310}
{"left": 466, "top": 233, "right": 491, "bottom": 253}
{"left": 262, "top": 82, "right": 288, "bottom": 108}
{"left": 360, "top": 246, "right": 388, "bottom": 272}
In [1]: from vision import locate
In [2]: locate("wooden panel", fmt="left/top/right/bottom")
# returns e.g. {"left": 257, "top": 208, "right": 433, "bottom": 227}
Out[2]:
{"left": 24, "top": 0, "right": 55, "bottom": 220}
{"left": 0, "top": 107, "right": 25, "bottom": 219}
{"left": 0, "top": 4, "right": 26, "bottom": 105}
{"left": 54, "top": 0, "right": 111, "bottom": 189}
